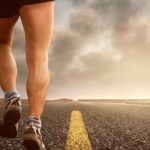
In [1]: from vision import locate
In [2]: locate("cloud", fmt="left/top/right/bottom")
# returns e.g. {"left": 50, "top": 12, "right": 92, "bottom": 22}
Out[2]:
{"left": 49, "top": 0, "right": 150, "bottom": 98}
{"left": 0, "top": 0, "right": 149, "bottom": 99}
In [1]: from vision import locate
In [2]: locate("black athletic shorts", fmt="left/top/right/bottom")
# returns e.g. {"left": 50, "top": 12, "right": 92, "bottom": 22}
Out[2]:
{"left": 0, "top": 0, "right": 55, "bottom": 18}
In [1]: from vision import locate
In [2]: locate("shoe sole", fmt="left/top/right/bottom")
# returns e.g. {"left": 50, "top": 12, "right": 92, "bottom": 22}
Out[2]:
{"left": 3, "top": 105, "right": 22, "bottom": 124}
{"left": 0, "top": 105, "right": 22, "bottom": 138}
{"left": 23, "top": 135, "right": 41, "bottom": 150}
{"left": 0, "top": 122, "right": 18, "bottom": 138}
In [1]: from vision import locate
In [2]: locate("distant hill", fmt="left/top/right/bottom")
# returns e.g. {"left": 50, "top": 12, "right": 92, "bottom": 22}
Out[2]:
{"left": 78, "top": 99, "right": 150, "bottom": 105}
{"left": 18, "top": 98, "right": 74, "bottom": 104}
{"left": 49, "top": 98, "right": 74, "bottom": 102}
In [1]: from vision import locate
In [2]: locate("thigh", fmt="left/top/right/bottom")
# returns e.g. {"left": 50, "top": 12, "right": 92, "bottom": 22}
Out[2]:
{"left": 0, "top": 15, "right": 19, "bottom": 43}
{"left": 19, "top": 2, "right": 54, "bottom": 49}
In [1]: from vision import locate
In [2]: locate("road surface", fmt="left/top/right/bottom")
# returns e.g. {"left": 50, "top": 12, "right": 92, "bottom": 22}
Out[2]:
{"left": 0, "top": 101, "right": 150, "bottom": 150}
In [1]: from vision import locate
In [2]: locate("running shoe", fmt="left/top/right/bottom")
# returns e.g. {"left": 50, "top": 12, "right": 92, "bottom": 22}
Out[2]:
{"left": 0, "top": 97, "right": 22, "bottom": 138}
{"left": 23, "top": 122, "right": 46, "bottom": 150}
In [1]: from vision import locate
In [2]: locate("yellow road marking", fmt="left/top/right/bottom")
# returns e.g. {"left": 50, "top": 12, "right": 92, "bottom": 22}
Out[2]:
{"left": 65, "top": 111, "right": 92, "bottom": 150}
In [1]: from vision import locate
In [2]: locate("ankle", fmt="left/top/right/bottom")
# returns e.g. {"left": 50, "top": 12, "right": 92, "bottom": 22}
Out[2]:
{"left": 25, "top": 115, "right": 42, "bottom": 129}
{"left": 4, "top": 89, "right": 20, "bottom": 101}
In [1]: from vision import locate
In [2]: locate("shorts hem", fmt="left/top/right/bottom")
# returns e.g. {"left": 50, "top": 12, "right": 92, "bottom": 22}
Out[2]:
{"left": 0, "top": 13, "right": 19, "bottom": 19}
{"left": 22, "top": 0, "right": 55, "bottom": 6}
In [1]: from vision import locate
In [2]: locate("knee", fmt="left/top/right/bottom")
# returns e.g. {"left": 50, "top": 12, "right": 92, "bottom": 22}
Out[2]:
{"left": 0, "top": 37, "right": 12, "bottom": 54}
{"left": 0, "top": 36, "right": 12, "bottom": 47}
{"left": 26, "top": 48, "right": 48, "bottom": 67}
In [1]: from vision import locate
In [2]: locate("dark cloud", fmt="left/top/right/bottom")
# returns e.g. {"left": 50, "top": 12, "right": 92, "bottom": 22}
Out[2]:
{"left": 49, "top": 0, "right": 150, "bottom": 98}
{"left": 13, "top": 28, "right": 25, "bottom": 53}
{"left": 50, "top": 30, "right": 80, "bottom": 71}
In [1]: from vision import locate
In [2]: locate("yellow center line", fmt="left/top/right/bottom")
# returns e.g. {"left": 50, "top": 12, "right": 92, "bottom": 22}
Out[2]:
{"left": 65, "top": 111, "right": 93, "bottom": 150}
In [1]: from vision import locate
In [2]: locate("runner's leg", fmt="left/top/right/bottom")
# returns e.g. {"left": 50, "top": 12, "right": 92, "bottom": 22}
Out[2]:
{"left": 0, "top": 15, "right": 19, "bottom": 92}
{"left": 0, "top": 15, "right": 22, "bottom": 139}
{"left": 19, "top": 1, "right": 54, "bottom": 118}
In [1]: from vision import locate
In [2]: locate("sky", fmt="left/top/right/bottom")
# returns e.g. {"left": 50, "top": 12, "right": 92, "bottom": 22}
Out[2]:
{"left": 1, "top": 0, "right": 150, "bottom": 100}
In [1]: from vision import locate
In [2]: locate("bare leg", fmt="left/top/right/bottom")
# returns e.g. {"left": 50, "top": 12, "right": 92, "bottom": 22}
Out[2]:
{"left": 19, "top": 2, "right": 54, "bottom": 118}
{"left": 0, "top": 15, "right": 19, "bottom": 92}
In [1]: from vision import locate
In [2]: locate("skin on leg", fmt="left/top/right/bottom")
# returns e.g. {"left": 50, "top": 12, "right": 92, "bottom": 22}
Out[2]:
{"left": 19, "top": 2, "right": 54, "bottom": 118}
{"left": 0, "top": 15, "right": 19, "bottom": 92}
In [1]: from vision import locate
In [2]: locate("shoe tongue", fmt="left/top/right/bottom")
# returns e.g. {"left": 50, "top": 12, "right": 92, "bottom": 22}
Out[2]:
{"left": 28, "top": 122, "right": 39, "bottom": 129}
{"left": 28, "top": 122, "right": 34, "bottom": 127}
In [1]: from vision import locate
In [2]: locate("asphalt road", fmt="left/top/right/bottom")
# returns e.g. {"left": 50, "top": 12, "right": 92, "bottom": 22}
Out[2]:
{"left": 0, "top": 101, "right": 74, "bottom": 150}
{"left": 1, "top": 101, "right": 150, "bottom": 150}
